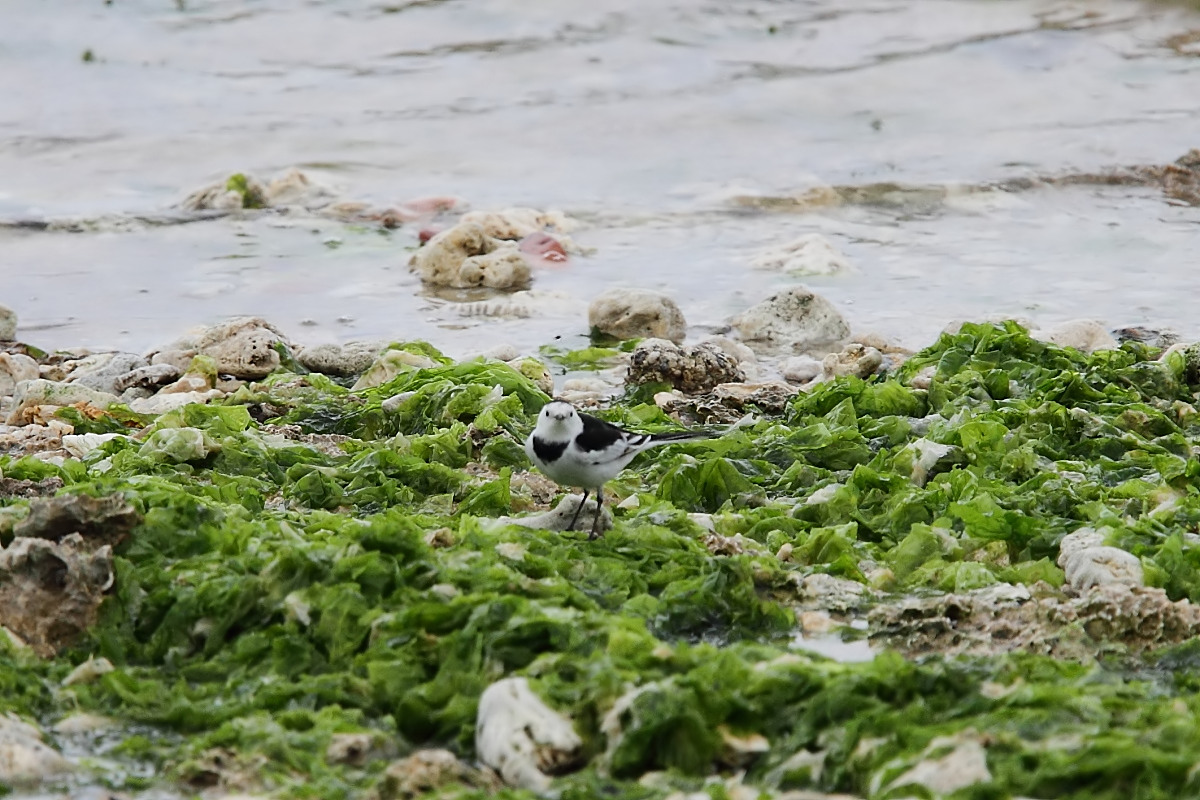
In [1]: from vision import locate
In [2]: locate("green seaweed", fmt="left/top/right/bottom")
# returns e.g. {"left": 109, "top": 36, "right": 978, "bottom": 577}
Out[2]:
{"left": 6, "top": 328, "right": 1200, "bottom": 798}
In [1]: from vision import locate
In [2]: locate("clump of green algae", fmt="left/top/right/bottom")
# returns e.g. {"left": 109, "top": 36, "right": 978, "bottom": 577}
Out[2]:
{"left": 5, "top": 322, "right": 1200, "bottom": 798}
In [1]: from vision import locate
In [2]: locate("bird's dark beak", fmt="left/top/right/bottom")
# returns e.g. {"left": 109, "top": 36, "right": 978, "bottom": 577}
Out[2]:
{"left": 553, "top": 413, "right": 568, "bottom": 420}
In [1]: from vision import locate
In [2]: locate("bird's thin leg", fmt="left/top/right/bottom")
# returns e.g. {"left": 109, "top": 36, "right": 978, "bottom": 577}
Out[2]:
{"left": 565, "top": 490, "right": 589, "bottom": 531}
{"left": 589, "top": 491, "right": 604, "bottom": 540}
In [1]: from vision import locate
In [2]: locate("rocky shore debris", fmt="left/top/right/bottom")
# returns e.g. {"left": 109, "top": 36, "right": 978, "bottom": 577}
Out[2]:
{"left": 626, "top": 338, "right": 744, "bottom": 393}
{"left": 0, "top": 534, "right": 114, "bottom": 657}
{"left": 588, "top": 288, "right": 687, "bottom": 344}
{"left": 730, "top": 286, "right": 850, "bottom": 354}
{"left": 367, "top": 749, "right": 500, "bottom": 800}
{"left": 870, "top": 580, "right": 1200, "bottom": 659}
{"left": 475, "top": 677, "right": 582, "bottom": 795}
{"left": 149, "top": 316, "right": 291, "bottom": 380}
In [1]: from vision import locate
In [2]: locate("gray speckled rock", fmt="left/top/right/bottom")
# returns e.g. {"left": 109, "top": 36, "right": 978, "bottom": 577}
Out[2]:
{"left": 730, "top": 286, "right": 849, "bottom": 353}
{"left": 65, "top": 352, "right": 149, "bottom": 396}
{"left": 588, "top": 289, "right": 686, "bottom": 344}
{"left": 298, "top": 341, "right": 388, "bottom": 377}
{"left": 0, "top": 304, "right": 16, "bottom": 341}
{"left": 626, "top": 338, "right": 743, "bottom": 393}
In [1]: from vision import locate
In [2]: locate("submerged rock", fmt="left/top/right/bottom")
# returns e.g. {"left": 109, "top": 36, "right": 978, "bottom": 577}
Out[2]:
{"left": 730, "top": 287, "right": 850, "bottom": 353}
{"left": 0, "top": 304, "right": 16, "bottom": 341}
{"left": 475, "top": 677, "right": 582, "bottom": 795}
{"left": 458, "top": 207, "right": 576, "bottom": 241}
{"left": 626, "top": 339, "right": 744, "bottom": 393}
{"left": 410, "top": 222, "right": 531, "bottom": 289}
{"left": 588, "top": 289, "right": 687, "bottom": 344}
{"left": 750, "top": 233, "right": 855, "bottom": 276}
{"left": 0, "top": 534, "right": 114, "bottom": 657}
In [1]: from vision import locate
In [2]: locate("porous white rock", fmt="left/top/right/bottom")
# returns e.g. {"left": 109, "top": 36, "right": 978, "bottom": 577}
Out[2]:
{"left": 61, "top": 656, "right": 115, "bottom": 687}
{"left": 588, "top": 289, "right": 687, "bottom": 344}
{"left": 6, "top": 380, "right": 118, "bottom": 426}
{"left": 750, "top": 233, "right": 855, "bottom": 276}
{"left": 410, "top": 222, "right": 531, "bottom": 289}
{"left": 1057, "top": 527, "right": 1144, "bottom": 591}
{"left": 475, "top": 677, "right": 581, "bottom": 795}
{"left": 793, "top": 573, "right": 871, "bottom": 611}
{"left": 1034, "top": 319, "right": 1118, "bottom": 353}
{"left": 500, "top": 493, "right": 613, "bottom": 535}
{"left": 64, "top": 352, "right": 148, "bottom": 395}
{"left": 458, "top": 207, "right": 577, "bottom": 240}
{"left": 730, "top": 287, "right": 850, "bottom": 353}
{"left": 819, "top": 343, "right": 884, "bottom": 381}
{"left": 878, "top": 732, "right": 991, "bottom": 797}
{"left": 151, "top": 317, "right": 291, "bottom": 379}
{"left": 0, "top": 714, "right": 72, "bottom": 787}
{"left": 0, "top": 353, "right": 39, "bottom": 397}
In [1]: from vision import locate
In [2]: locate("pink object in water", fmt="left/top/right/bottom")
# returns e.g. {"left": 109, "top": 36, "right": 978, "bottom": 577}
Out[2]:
{"left": 519, "top": 232, "right": 568, "bottom": 265}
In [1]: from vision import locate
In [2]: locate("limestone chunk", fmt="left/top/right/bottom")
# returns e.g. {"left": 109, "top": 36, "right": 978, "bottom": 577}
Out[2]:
{"left": 475, "top": 677, "right": 582, "bottom": 795}
{"left": 589, "top": 289, "right": 687, "bottom": 344}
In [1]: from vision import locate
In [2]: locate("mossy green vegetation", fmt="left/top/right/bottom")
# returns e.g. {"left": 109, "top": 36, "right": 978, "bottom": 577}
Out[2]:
{"left": 5, "top": 323, "right": 1200, "bottom": 798}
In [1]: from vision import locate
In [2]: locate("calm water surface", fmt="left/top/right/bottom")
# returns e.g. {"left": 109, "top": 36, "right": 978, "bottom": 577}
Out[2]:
{"left": 2, "top": 0, "right": 1198, "bottom": 355}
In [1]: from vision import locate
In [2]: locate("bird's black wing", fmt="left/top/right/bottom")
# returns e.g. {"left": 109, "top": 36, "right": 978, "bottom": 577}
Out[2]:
{"left": 575, "top": 411, "right": 650, "bottom": 454}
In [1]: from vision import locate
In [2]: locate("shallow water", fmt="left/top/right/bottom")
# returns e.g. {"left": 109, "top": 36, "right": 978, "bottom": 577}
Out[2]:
{"left": 2, "top": 0, "right": 1199, "bottom": 355}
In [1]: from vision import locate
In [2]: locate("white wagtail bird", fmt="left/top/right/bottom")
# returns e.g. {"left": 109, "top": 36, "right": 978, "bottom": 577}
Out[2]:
{"left": 525, "top": 399, "right": 712, "bottom": 538}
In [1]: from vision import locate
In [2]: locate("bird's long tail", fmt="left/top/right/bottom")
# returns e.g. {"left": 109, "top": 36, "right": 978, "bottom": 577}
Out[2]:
{"left": 646, "top": 430, "right": 713, "bottom": 446}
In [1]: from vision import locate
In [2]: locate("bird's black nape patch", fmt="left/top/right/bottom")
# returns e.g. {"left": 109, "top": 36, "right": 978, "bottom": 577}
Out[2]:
{"left": 532, "top": 437, "right": 568, "bottom": 462}
{"left": 574, "top": 412, "right": 626, "bottom": 452}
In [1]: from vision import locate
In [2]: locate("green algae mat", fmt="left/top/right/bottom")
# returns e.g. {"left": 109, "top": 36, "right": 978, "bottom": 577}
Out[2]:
{"left": 5, "top": 322, "right": 1200, "bottom": 799}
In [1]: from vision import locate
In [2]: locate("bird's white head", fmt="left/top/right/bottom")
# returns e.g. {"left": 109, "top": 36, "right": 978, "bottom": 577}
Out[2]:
{"left": 536, "top": 400, "right": 583, "bottom": 440}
